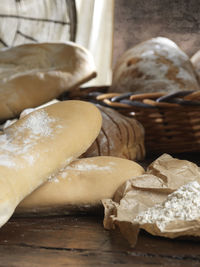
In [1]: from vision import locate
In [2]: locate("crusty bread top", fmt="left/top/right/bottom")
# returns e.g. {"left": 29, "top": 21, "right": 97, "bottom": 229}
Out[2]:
{"left": 1, "top": 100, "right": 102, "bottom": 175}
{"left": 0, "top": 42, "right": 96, "bottom": 121}
{"left": 2, "top": 100, "right": 146, "bottom": 162}
{"left": 191, "top": 50, "right": 200, "bottom": 82}
{"left": 83, "top": 105, "right": 145, "bottom": 161}
{"left": 0, "top": 100, "right": 102, "bottom": 227}
{"left": 110, "top": 37, "right": 200, "bottom": 94}
{"left": 18, "top": 156, "right": 144, "bottom": 211}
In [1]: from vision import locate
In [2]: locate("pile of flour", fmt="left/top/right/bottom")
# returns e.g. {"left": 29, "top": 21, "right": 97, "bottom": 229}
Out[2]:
{"left": 135, "top": 181, "right": 200, "bottom": 231}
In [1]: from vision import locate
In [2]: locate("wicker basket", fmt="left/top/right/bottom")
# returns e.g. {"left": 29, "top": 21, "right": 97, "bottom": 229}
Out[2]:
{"left": 59, "top": 86, "right": 200, "bottom": 154}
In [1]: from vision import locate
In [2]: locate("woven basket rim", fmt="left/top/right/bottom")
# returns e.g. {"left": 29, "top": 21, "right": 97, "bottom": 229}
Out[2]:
{"left": 61, "top": 86, "right": 200, "bottom": 154}
{"left": 61, "top": 86, "right": 200, "bottom": 111}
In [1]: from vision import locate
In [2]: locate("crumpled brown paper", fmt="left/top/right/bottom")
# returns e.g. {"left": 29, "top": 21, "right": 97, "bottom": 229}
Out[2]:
{"left": 102, "top": 154, "right": 200, "bottom": 246}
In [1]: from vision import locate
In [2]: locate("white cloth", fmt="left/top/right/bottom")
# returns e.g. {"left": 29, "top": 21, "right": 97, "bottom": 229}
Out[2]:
{"left": 0, "top": 0, "right": 114, "bottom": 86}
{"left": 0, "top": 0, "right": 72, "bottom": 46}
{"left": 75, "top": 0, "right": 114, "bottom": 86}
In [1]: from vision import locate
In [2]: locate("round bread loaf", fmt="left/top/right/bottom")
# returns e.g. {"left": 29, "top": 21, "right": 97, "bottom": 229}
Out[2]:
{"left": 110, "top": 37, "right": 199, "bottom": 94}
{"left": 191, "top": 50, "right": 200, "bottom": 82}
{"left": 83, "top": 105, "right": 145, "bottom": 161}
{"left": 0, "top": 100, "right": 102, "bottom": 227}
{"left": 16, "top": 156, "right": 144, "bottom": 215}
{"left": 0, "top": 42, "right": 96, "bottom": 122}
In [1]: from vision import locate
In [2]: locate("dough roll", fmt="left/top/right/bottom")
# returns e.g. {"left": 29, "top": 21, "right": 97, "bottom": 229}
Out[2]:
{"left": 0, "top": 100, "right": 102, "bottom": 227}
{"left": 16, "top": 156, "right": 144, "bottom": 215}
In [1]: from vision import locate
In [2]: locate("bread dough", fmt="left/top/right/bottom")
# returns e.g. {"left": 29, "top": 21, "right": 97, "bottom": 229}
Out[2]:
{"left": 0, "top": 100, "right": 102, "bottom": 227}
{"left": 16, "top": 156, "right": 144, "bottom": 215}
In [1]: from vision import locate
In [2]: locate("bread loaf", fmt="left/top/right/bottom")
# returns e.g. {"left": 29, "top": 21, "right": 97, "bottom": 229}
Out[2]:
{"left": 0, "top": 100, "right": 102, "bottom": 227}
{"left": 2, "top": 102, "right": 145, "bottom": 161}
{"left": 191, "top": 50, "right": 200, "bottom": 82}
{"left": 110, "top": 37, "right": 199, "bottom": 94}
{"left": 16, "top": 156, "right": 144, "bottom": 215}
{"left": 83, "top": 105, "right": 145, "bottom": 161}
{"left": 0, "top": 42, "right": 96, "bottom": 122}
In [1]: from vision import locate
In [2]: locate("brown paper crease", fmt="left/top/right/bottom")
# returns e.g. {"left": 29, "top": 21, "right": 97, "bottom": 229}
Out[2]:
{"left": 102, "top": 154, "right": 200, "bottom": 246}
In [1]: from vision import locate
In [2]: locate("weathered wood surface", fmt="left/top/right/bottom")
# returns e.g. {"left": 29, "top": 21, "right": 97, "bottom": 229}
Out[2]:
{"left": 0, "top": 214, "right": 200, "bottom": 266}
{"left": 0, "top": 153, "right": 200, "bottom": 266}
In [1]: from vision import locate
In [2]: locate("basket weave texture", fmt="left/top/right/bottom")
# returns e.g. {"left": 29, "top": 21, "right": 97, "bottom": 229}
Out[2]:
{"left": 60, "top": 86, "right": 200, "bottom": 154}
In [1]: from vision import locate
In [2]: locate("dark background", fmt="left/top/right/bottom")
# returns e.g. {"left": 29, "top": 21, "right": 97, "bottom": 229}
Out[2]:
{"left": 113, "top": 0, "right": 200, "bottom": 65}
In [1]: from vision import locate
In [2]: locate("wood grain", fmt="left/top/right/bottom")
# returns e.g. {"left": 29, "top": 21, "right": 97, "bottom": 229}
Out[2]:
{"left": 0, "top": 154, "right": 200, "bottom": 266}
{"left": 0, "top": 214, "right": 200, "bottom": 266}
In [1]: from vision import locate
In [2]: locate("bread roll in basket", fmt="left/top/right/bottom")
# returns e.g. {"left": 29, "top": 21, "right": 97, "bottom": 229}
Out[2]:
{"left": 110, "top": 37, "right": 200, "bottom": 94}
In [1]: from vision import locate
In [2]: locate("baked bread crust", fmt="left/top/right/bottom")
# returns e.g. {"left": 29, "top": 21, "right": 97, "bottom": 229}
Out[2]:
{"left": 191, "top": 50, "right": 200, "bottom": 83}
{"left": 16, "top": 156, "right": 144, "bottom": 215}
{"left": 0, "top": 100, "right": 102, "bottom": 227}
{"left": 110, "top": 37, "right": 199, "bottom": 94}
{"left": 83, "top": 105, "right": 145, "bottom": 161}
{"left": 0, "top": 42, "right": 96, "bottom": 121}
{"left": 8, "top": 103, "right": 145, "bottom": 161}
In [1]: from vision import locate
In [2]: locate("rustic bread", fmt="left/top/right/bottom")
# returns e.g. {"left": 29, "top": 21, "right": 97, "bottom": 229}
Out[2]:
{"left": 83, "top": 105, "right": 145, "bottom": 161}
{"left": 16, "top": 156, "right": 144, "bottom": 215}
{"left": 1, "top": 100, "right": 60, "bottom": 131}
{"left": 3, "top": 102, "right": 145, "bottom": 161}
{"left": 0, "top": 100, "right": 102, "bottom": 227}
{"left": 0, "top": 42, "right": 96, "bottom": 122}
{"left": 191, "top": 50, "right": 200, "bottom": 82}
{"left": 110, "top": 37, "right": 199, "bottom": 94}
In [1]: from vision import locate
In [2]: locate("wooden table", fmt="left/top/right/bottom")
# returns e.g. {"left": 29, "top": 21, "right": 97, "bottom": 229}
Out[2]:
{"left": 0, "top": 214, "right": 200, "bottom": 266}
{"left": 0, "top": 153, "right": 200, "bottom": 266}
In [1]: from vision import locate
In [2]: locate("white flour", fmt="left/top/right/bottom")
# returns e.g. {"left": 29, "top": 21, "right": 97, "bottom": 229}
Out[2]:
{"left": 0, "top": 110, "right": 55, "bottom": 167}
{"left": 18, "top": 110, "right": 55, "bottom": 137}
{"left": 48, "top": 160, "right": 116, "bottom": 183}
{"left": 65, "top": 163, "right": 113, "bottom": 172}
{"left": 47, "top": 157, "right": 74, "bottom": 183}
{"left": 134, "top": 181, "right": 200, "bottom": 231}
{"left": 61, "top": 172, "right": 68, "bottom": 179}
{"left": 48, "top": 176, "right": 59, "bottom": 183}
{"left": 0, "top": 154, "right": 16, "bottom": 168}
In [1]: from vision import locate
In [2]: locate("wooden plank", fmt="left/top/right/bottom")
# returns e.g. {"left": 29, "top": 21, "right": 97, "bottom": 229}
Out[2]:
{"left": 0, "top": 153, "right": 200, "bottom": 266}
{"left": 0, "top": 215, "right": 115, "bottom": 251}
{"left": 0, "top": 215, "right": 200, "bottom": 266}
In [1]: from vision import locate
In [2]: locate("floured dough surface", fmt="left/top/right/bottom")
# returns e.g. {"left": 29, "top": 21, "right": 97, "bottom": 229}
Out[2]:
{"left": 2, "top": 101, "right": 146, "bottom": 162}
{"left": 17, "top": 156, "right": 144, "bottom": 214}
{"left": 0, "top": 42, "right": 96, "bottom": 121}
{"left": 0, "top": 100, "right": 102, "bottom": 227}
{"left": 110, "top": 37, "right": 199, "bottom": 93}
